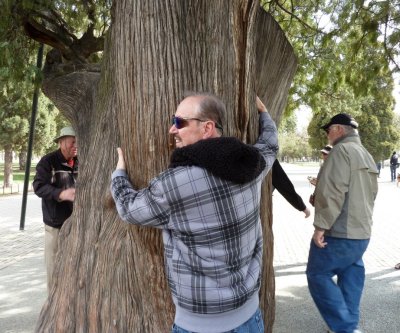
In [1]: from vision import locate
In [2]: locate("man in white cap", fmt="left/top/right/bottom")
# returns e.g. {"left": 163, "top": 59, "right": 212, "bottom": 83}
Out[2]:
{"left": 320, "top": 145, "right": 332, "bottom": 159}
{"left": 308, "top": 145, "right": 332, "bottom": 205}
{"left": 33, "top": 126, "right": 78, "bottom": 292}
{"left": 306, "top": 113, "right": 378, "bottom": 333}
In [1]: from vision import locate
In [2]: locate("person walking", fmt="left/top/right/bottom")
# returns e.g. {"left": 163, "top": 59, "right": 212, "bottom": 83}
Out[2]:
{"left": 308, "top": 145, "right": 332, "bottom": 206}
{"left": 111, "top": 93, "right": 278, "bottom": 333}
{"left": 389, "top": 151, "right": 398, "bottom": 182}
{"left": 376, "top": 161, "right": 382, "bottom": 178}
{"left": 306, "top": 113, "right": 378, "bottom": 333}
{"left": 33, "top": 126, "right": 78, "bottom": 292}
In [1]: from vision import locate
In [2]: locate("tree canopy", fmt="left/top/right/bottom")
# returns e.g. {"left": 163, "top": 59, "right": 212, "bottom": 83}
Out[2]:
{"left": 0, "top": 1, "right": 69, "bottom": 157}
{"left": 262, "top": 0, "right": 400, "bottom": 155}
{"left": 1, "top": 0, "right": 400, "bottom": 158}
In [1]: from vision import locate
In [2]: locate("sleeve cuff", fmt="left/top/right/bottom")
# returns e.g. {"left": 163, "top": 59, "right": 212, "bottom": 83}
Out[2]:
{"left": 112, "top": 169, "right": 128, "bottom": 179}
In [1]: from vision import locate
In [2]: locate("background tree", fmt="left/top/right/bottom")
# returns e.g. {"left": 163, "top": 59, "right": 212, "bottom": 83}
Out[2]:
{"left": 307, "top": 65, "right": 399, "bottom": 159}
{"left": 7, "top": 1, "right": 297, "bottom": 332}
{"left": 0, "top": 67, "right": 63, "bottom": 184}
{"left": 262, "top": 0, "right": 400, "bottom": 152}
{"left": 33, "top": 96, "right": 68, "bottom": 156}
{"left": 278, "top": 114, "right": 313, "bottom": 161}
{"left": 357, "top": 73, "right": 400, "bottom": 162}
{"left": 0, "top": 11, "right": 63, "bottom": 183}
{"left": 0, "top": 81, "right": 30, "bottom": 186}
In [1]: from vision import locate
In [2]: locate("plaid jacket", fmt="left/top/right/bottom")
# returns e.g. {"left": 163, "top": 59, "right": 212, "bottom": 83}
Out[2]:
{"left": 111, "top": 112, "right": 278, "bottom": 331}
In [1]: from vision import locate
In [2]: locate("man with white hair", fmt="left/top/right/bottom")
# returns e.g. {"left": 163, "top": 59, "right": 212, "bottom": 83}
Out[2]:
{"left": 33, "top": 126, "right": 78, "bottom": 292}
{"left": 306, "top": 113, "right": 378, "bottom": 333}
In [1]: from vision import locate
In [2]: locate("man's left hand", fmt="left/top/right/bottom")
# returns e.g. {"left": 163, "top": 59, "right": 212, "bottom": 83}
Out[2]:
{"left": 116, "top": 147, "right": 126, "bottom": 170}
{"left": 256, "top": 96, "right": 268, "bottom": 113}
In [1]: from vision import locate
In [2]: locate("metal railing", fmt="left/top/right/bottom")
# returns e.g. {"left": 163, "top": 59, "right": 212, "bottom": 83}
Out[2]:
{"left": 0, "top": 183, "right": 33, "bottom": 196}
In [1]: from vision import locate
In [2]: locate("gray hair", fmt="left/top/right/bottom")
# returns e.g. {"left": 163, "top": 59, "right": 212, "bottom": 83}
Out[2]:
{"left": 183, "top": 92, "right": 225, "bottom": 134}
{"left": 340, "top": 125, "right": 358, "bottom": 135}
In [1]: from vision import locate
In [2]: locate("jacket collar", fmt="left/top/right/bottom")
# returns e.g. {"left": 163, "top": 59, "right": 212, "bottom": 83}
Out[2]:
{"left": 169, "top": 137, "right": 266, "bottom": 184}
{"left": 56, "top": 149, "right": 78, "bottom": 167}
{"left": 333, "top": 133, "right": 360, "bottom": 146}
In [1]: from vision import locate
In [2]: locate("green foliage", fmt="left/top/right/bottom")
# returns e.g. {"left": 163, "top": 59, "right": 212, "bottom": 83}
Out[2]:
{"left": 0, "top": 80, "right": 31, "bottom": 150}
{"left": 278, "top": 114, "right": 313, "bottom": 160}
{"left": 33, "top": 95, "right": 66, "bottom": 156}
{"left": 262, "top": 0, "right": 400, "bottom": 158}
{"left": 1, "top": 0, "right": 400, "bottom": 164}
{"left": 262, "top": 0, "right": 400, "bottom": 101}
{"left": 278, "top": 113, "right": 297, "bottom": 134}
{"left": 307, "top": 69, "right": 399, "bottom": 160}
{"left": 0, "top": 162, "right": 36, "bottom": 184}
{"left": 0, "top": 0, "right": 103, "bottom": 157}
{"left": 279, "top": 130, "right": 313, "bottom": 161}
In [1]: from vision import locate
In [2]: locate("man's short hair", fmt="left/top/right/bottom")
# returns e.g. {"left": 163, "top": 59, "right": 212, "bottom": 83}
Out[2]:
{"left": 183, "top": 92, "right": 225, "bottom": 134}
{"left": 340, "top": 124, "right": 357, "bottom": 135}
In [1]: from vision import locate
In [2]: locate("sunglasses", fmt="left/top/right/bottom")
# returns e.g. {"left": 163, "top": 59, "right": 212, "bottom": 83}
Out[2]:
{"left": 171, "top": 116, "right": 205, "bottom": 129}
{"left": 171, "top": 115, "right": 224, "bottom": 133}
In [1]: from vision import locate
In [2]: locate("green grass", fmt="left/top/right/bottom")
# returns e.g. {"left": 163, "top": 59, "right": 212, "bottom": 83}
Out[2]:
{"left": 0, "top": 163, "right": 36, "bottom": 184}
{"left": 290, "top": 161, "right": 321, "bottom": 167}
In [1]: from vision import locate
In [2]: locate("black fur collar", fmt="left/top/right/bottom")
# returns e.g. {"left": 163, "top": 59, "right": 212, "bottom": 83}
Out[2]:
{"left": 169, "top": 137, "right": 266, "bottom": 184}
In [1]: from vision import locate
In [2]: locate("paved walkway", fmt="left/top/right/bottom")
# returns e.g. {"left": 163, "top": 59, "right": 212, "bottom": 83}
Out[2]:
{"left": 0, "top": 193, "right": 45, "bottom": 333}
{"left": 0, "top": 164, "right": 399, "bottom": 332}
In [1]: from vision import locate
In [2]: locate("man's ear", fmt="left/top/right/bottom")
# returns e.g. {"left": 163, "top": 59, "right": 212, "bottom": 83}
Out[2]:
{"left": 202, "top": 121, "right": 216, "bottom": 139}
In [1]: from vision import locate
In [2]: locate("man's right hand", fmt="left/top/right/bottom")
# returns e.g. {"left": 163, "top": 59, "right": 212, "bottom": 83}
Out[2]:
{"left": 59, "top": 188, "right": 75, "bottom": 202}
{"left": 312, "top": 229, "right": 327, "bottom": 248}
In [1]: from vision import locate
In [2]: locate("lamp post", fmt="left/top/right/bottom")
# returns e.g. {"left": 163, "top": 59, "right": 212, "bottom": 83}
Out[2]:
{"left": 20, "top": 43, "right": 44, "bottom": 230}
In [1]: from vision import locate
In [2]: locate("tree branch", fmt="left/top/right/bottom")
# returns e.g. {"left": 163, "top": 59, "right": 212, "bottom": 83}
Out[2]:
{"left": 383, "top": 14, "right": 400, "bottom": 72}
{"left": 13, "top": 3, "right": 105, "bottom": 64}
{"left": 274, "top": 0, "right": 324, "bottom": 34}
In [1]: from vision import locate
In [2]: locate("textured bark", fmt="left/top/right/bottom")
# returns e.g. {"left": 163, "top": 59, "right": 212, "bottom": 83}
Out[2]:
{"left": 19, "top": 151, "right": 27, "bottom": 171}
{"left": 35, "top": 1, "right": 297, "bottom": 332}
{"left": 3, "top": 146, "right": 13, "bottom": 187}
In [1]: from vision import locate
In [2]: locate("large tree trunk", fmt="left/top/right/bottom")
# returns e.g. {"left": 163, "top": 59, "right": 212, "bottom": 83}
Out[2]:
{"left": 35, "top": 1, "right": 296, "bottom": 332}
{"left": 3, "top": 146, "right": 13, "bottom": 188}
{"left": 19, "top": 150, "right": 27, "bottom": 171}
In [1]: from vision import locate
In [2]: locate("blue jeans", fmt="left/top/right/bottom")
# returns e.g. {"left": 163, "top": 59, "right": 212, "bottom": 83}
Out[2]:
{"left": 390, "top": 165, "right": 397, "bottom": 181}
{"left": 306, "top": 236, "right": 369, "bottom": 333}
{"left": 171, "top": 308, "right": 264, "bottom": 333}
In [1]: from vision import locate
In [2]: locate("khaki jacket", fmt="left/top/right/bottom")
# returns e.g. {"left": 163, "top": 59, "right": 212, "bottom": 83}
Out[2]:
{"left": 314, "top": 133, "right": 378, "bottom": 239}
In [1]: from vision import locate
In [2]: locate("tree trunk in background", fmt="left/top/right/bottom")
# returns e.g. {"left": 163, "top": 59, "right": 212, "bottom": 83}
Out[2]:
{"left": 3, "top": 146, "right": 13, "bottom": 187}
{"left": 35, "top": 1, "right": 297, "bottom": 332}
{"left": 19, "top": 151, "right": 27, "bottom": 171}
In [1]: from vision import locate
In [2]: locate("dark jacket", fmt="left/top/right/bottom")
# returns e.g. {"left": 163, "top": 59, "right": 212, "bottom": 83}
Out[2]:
{"left": 33, "top": 149, "right": 78, "bottom": 228}
{"left": 272, "top": 159, "right": 306, "bottom": 211}
{"left": 390, "top": 153, "right": 398, "bottom": 166}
